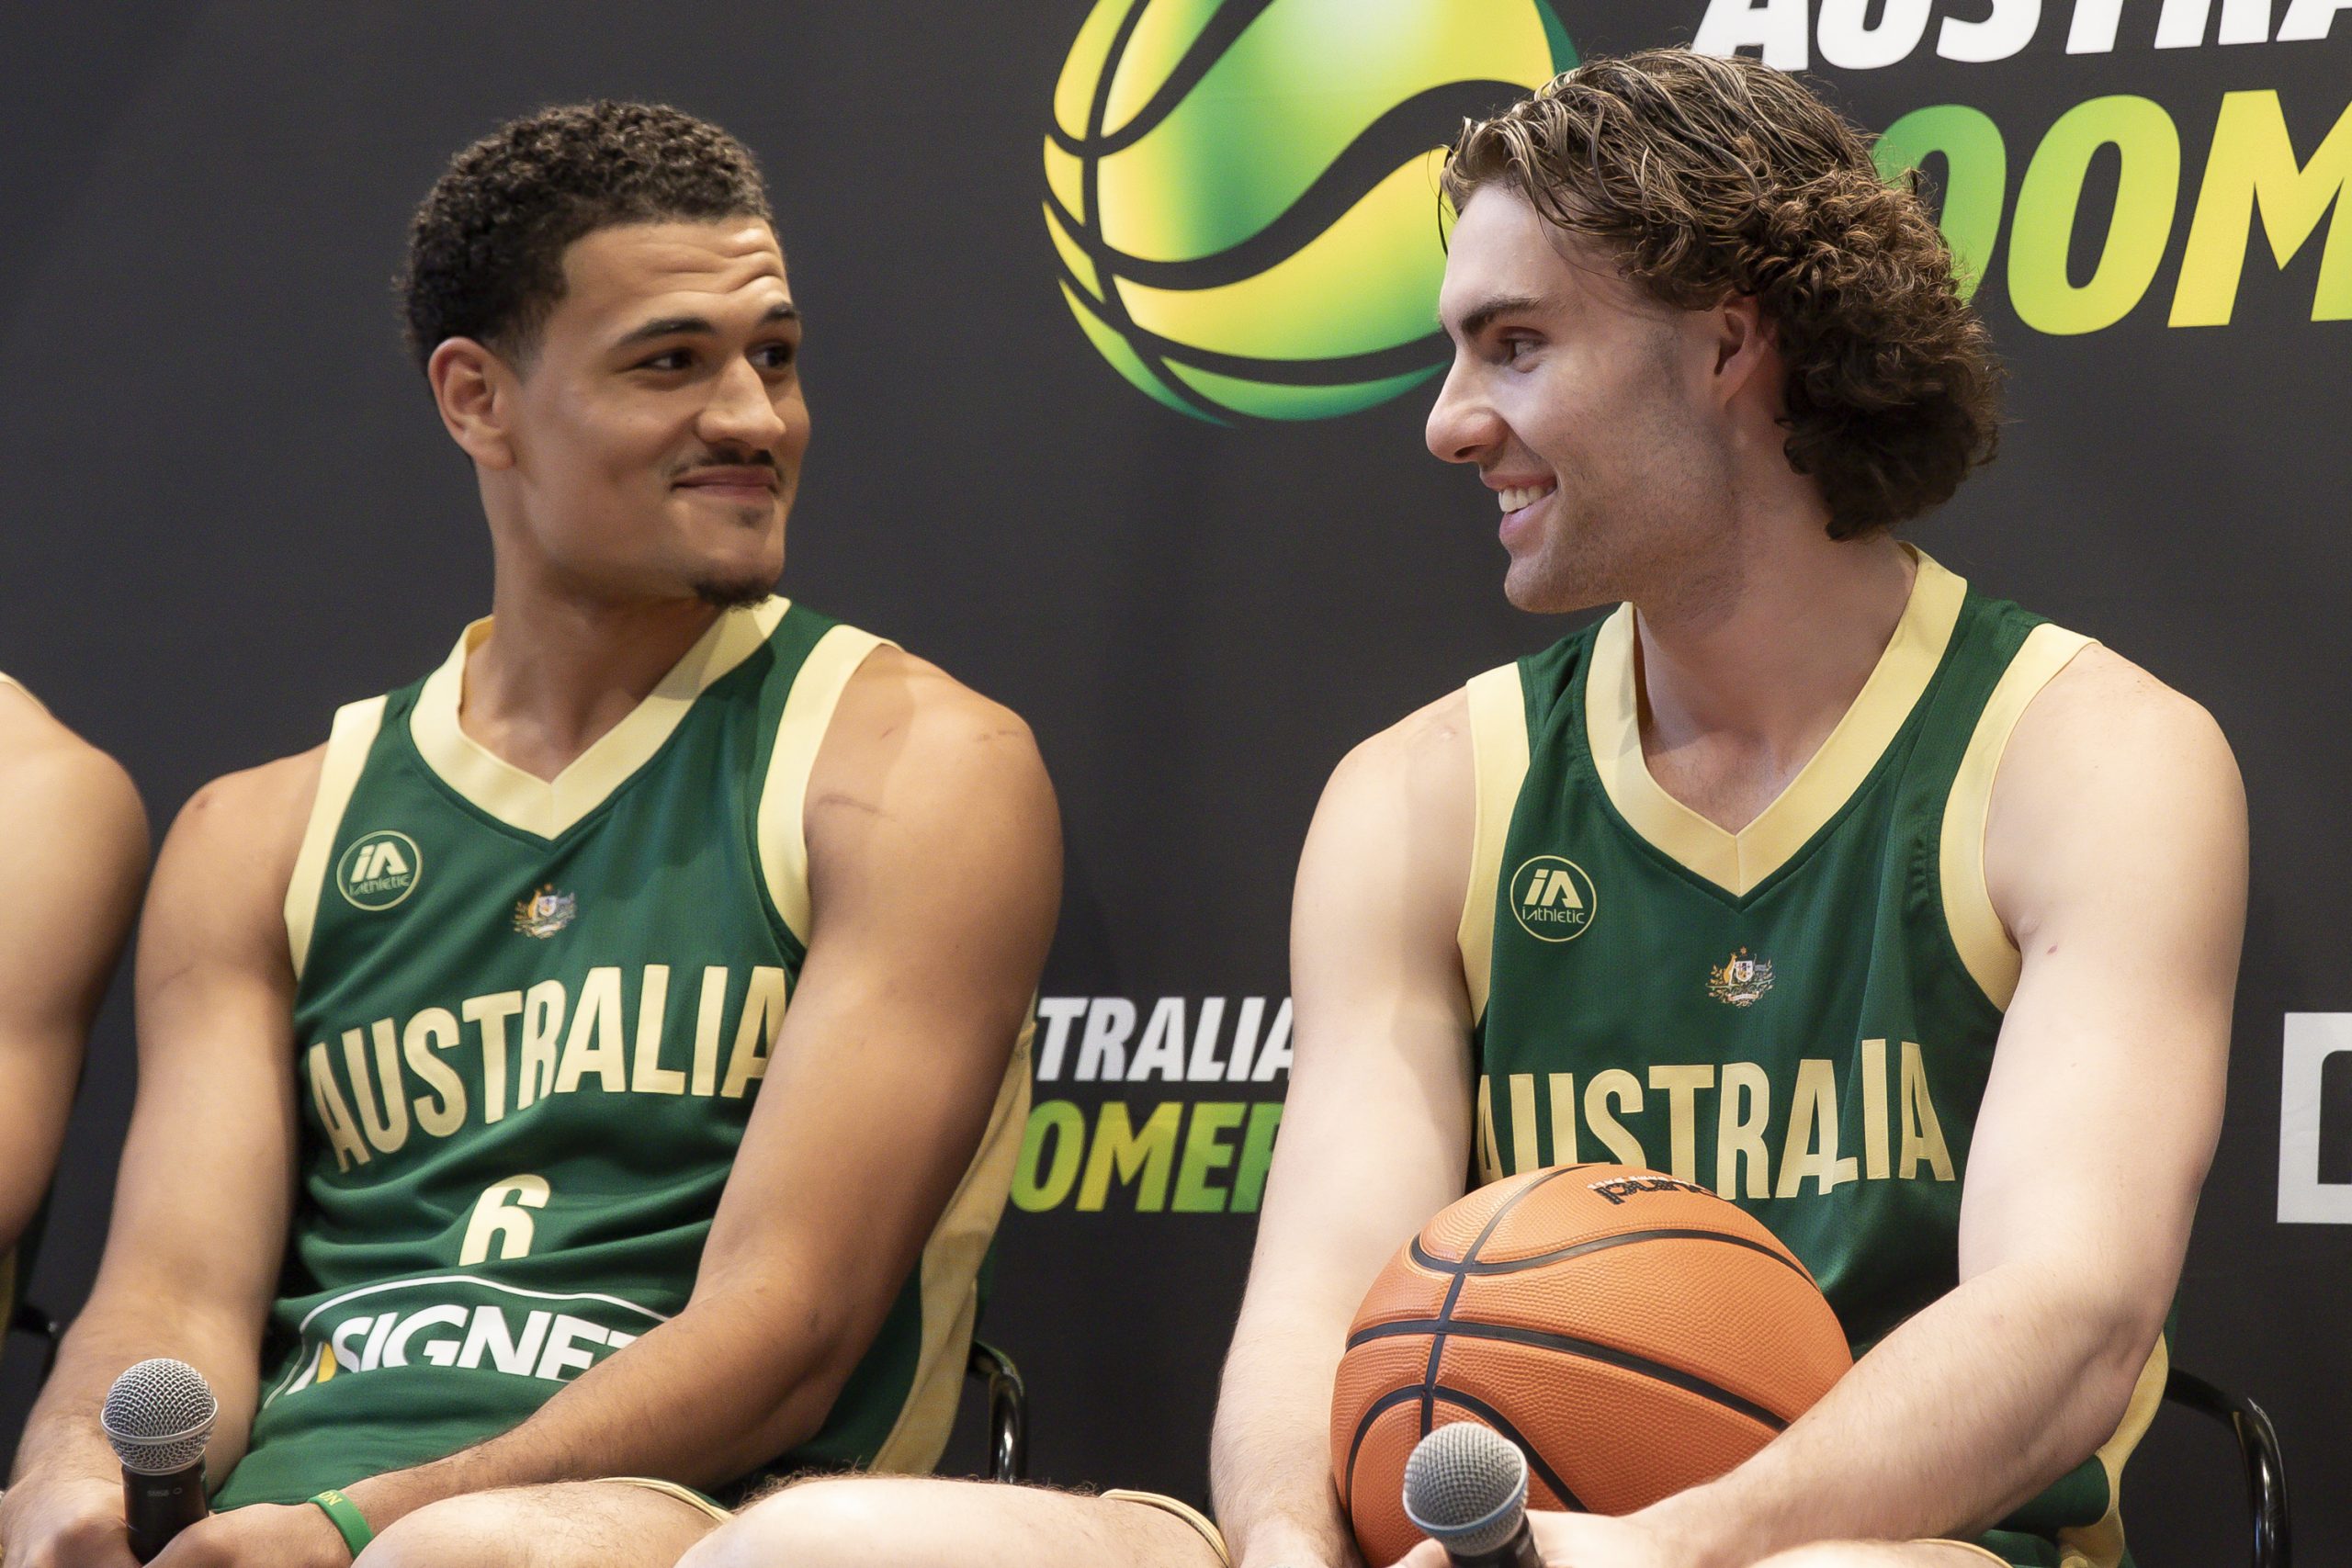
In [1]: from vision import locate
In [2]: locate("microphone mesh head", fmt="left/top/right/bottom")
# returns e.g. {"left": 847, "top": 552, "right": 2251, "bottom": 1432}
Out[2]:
{"left": 100, "top": 1359, "right": 218, "bottom": 1475}
{"left": 1402, "top": 1421, "right": 1530, "bottom": 1557}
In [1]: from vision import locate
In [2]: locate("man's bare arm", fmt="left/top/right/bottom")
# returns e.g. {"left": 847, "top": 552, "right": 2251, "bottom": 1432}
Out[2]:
{"left": 1211, "top": 693, "right": 1480, "bottom": 1568}
{"left": 0, "top": 690, "right": 148, "bottom": 1266}
{"left": 338, "top": 651, "right": 1061, "bottom": 1524}
{"left": 1612, "top": 649, "right": 2246, "bottom": 1564}
{"left": 2, "top": 751, "right": 316, "bottom": 1568}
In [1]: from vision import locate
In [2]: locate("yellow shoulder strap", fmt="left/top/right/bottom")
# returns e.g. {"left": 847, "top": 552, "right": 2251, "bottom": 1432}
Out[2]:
{"left": 285, "top": 696, "right": 389, "bottom": 981}
{"left": 754, "top": 626, "right": 892, "bottom": 944}
{"left": 1939, "top": 623, "right": 2096, "bottom": 1010}
{"left": 1457, "top": 664, "right": 1532, "bottom": 1025}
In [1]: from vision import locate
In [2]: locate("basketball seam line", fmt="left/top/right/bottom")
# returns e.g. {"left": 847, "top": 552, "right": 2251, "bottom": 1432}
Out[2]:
{"left": 1347, "top": 1317, "right": 1792, "bottom": 1434}
{"left": 1408, "top": 1224, "right": 1815, "bottom": 1281}
{"left": 1423, "top": 1168, "right": 1579, "bottom": 1441}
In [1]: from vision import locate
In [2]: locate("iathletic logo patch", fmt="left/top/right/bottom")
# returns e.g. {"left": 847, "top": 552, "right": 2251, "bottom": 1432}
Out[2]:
{"left": 1510, "top": 855, "right": 1597, "bottom": 943}
{"left": 337, "top": 830, "right": 421, "bottom": 911}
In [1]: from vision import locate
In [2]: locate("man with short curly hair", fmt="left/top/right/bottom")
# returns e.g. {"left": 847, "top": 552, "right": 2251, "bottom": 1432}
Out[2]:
{"left": 0, "top": 100, "right": 1057, "bottom": 1568}
{"left": 682, "top": 48, "right": 2244, "bottom": 1568}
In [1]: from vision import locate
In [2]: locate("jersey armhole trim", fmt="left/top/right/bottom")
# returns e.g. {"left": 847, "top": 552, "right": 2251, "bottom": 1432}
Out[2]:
{"left": 1458, "top": 664, "right": 1532, "bottom": 1026}
{"left": 2055, "top": 1333, "right": 2167, "bottom": 1568}
{"left": 286, "top": 694, "right": 389, "bottom": 982}
{"left": 1939, "top": 624, "right": 2095, "bottom": 1011}
{"left": 755, "top": 626, "right": 892, "bottom": 946}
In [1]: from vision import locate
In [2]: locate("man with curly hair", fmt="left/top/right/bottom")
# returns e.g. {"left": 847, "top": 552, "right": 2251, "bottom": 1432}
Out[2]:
{"left": 0, "top": 101, "right": 1057, "bottom": 1568}
{"left": 683, "top": 48, "right": 2244, "bottom": 1568}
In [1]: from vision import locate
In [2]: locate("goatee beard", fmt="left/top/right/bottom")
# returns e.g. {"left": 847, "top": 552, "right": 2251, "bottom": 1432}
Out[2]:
{"left": 693, "top": 574, "right": 776, "bottom": 610}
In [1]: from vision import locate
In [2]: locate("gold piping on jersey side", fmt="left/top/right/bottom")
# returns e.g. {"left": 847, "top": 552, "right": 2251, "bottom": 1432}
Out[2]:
{"left": 1457, "top": 663, "right": 1532, "bottom": 1024}
{"left": 1939, "top": 623, "right": 2096, "bottom": 1010}
{"left": 752, "top": 624, "right": 889, "bottom": 945}
{"left": 2055, "top": 1335, "right": 2169, "bottom": 1568}
{"left": 1584, "top": 549, "right": 1968, "bottom": 898}
{"left": 868, "top": 1018, "right": 1034, "bottom": 1474}
{"left": 285, "top": 695, "right": 389, "bottom": 982}
{"left": 409, "top": 597, "right": 791, "bottom": 840}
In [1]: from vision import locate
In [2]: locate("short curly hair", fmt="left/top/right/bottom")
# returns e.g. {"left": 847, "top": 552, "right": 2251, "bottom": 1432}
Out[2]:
{"left": 400, "top": 100, "right": 772, "bottom": 373}
{"left": 1442, "top": 50, "right": 2000, "bottom": 538}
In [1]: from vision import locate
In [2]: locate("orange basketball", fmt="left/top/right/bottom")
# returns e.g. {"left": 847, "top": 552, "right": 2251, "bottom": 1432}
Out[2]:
{"left": 1329, "top": 1164, "right": 1852, "bottom": 1565}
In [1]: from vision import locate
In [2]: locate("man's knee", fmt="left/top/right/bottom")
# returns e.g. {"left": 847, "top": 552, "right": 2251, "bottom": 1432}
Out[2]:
{"left": 680, "top": 1478, "right": 917, "bottom": 1568}
{"left": 355, "top": 1492, "right": 520, "bottom": 1568}
{"left": 1753, "top": 1543, "right": 2001, "bottom": 1568}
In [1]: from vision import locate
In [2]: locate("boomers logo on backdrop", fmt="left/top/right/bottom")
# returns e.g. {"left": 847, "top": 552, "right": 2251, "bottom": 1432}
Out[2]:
{"left": 1043, "top": 0, "right": 1576, "bottom": 423}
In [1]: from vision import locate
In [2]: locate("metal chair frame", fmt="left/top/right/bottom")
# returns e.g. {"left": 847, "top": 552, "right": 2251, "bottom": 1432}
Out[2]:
{"left": 2163, "top": 1366, "right": 2288, "bottom": 1568}
{"left": 966, "top": 1338, "right": 1027, "bottom": 1483}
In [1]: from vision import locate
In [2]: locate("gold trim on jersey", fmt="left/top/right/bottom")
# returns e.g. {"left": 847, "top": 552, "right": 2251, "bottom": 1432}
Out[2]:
{"left": 1459, "top": 664, "right": 1532, "bottom": 1025}
{"left": 753, "top": 625, "right": 889, "bottom": 944}
{"left": 1938, "top": 623, "right": 2096, "bottom": 1010}
{"left": 2055, "top": 1335, "right": 2168, "bottom": 1568}
{"left": 409, "top": 598, "right": 792, "bottom": 840}
{"left": 285, "top": 695, "right": 389, "bottom": 982}
{"left": 868, "top": 1017, "right": 1035, "bottom": 1473}
{"left": 1584, "top": 548, "right": 1968, "bottom": 898}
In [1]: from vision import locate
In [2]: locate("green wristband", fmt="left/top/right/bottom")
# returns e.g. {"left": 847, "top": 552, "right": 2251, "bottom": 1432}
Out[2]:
{"left": 308, "top": 1488, "right": 375, "bottom": 1560}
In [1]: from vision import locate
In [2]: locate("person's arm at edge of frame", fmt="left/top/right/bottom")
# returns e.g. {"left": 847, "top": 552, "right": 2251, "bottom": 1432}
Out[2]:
{"left": 1419, "top": 646, "right": 2245, "bottom": 1568}
{"left": 0, "top": 748, "right": 316, "bottom": 1568}
{"left": 1212, "top": 690, "right": 1482, "bottom": 1568}
{"left": 314, "top": 654, "right": 1063, "bottom": 1534}
{"left": 0, "top": 692, "right": 150, "bottom": 1295}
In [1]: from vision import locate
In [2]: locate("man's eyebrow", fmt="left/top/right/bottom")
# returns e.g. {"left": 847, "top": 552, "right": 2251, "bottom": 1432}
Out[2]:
{"left": 1452, "top": 293, "right": 1545, "bottom": 342}
{"left": 612, "top": 301, "right": 800, "bottom": 348}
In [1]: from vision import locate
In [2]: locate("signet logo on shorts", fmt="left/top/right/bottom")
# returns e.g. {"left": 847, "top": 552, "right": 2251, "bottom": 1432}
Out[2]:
{"left": 1510, "top": 854, "right": 1596, "bottom": 942}
{"left": 337, "top": 829, "right": 422, "bottom": 911}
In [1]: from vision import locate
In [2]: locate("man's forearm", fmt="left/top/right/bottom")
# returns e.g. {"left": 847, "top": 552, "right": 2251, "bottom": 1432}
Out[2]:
{"left": 1645, "top": 1261, "right": 2158, "bottom": 1564}
{"left": 342, "top": 1281, "right": 844, "bottom": 1531}
{"left": 1211, "top": 1305, "right": 1363, "bottom": 1568}
{"left": 14, "top": 1298, "right": 264, "bottom": 1490}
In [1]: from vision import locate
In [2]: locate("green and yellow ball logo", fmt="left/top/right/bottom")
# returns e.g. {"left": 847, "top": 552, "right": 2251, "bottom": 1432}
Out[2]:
{"left": 1045, "top": 0, "right": 1576, "bottom": 423}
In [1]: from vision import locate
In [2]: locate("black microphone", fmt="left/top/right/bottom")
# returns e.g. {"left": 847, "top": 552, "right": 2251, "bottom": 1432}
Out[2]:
{"left": 1402, "top": 1421, "right": 1544, "bottom": 1568}
{"left": 100, "top": 1358, "right": 218, "bottom": 1562}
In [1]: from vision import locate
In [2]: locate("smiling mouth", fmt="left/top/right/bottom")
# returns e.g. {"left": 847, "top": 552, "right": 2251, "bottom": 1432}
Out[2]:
{"left": 1497, "top": 481, "right": 1556, "bottom": 513}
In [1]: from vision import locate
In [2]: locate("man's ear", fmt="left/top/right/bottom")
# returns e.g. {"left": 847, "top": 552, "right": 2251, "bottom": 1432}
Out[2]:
{"left": 427, "top": 337, "right": 518, "bottom": 469}
{"left": 1708, "top": 293, "right": 1778, "bottom": 410}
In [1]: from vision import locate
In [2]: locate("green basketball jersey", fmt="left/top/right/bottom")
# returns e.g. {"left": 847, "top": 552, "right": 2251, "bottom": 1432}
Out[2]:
{"left": 1458, "top": 553, "right": 2162, "bottom": 1568}
{"left": 214, "top": 599, "right": 1030, "bottom": 1508}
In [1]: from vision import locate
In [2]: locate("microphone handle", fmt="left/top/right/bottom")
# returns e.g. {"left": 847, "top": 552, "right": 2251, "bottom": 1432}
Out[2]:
{"left": 122, "top": 1459, "right": 208, "bottom": 1562}
{"left": 1447, "top": 1513, "right": 1544, "bottom": 1568}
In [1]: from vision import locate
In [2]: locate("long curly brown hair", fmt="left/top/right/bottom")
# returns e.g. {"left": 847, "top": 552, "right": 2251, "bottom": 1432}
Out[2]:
{"left": 1442, "top": 50, "right": 2001, "bottom": 539}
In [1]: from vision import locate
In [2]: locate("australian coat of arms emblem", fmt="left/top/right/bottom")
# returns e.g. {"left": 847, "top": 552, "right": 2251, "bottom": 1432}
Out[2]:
{"left": 513, "top": 885, "right": 577, "bottom": 939}
{"left": 1707, "top": 948, "right": 1773, "bottom": 1007}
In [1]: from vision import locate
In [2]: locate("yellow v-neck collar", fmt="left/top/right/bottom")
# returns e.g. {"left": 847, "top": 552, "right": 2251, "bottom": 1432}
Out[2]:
{"left": 1584, "top": 549, "right": 1966, "bottom": 898}
{"left": 410, "top": 596, "right": 790, "bottom": 840}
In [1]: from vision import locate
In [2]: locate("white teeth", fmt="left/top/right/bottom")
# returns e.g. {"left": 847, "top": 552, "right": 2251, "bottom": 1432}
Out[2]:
{"left": 1498, "top": 483, "right": 1555, "bottom": 513}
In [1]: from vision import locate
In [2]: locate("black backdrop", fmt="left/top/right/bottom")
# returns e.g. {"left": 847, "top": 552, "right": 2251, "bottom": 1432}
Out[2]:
{"left": 1, "top": 3, "right": 2346, "bottom": 1562}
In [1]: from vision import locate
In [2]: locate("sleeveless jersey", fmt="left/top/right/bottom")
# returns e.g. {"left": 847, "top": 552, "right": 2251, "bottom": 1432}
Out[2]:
{"left": 214, "top": 599, "right": 1031, "bottom": 1507}
{"left": 1457, "top": 553, "right": 2163, "bottom": 1568}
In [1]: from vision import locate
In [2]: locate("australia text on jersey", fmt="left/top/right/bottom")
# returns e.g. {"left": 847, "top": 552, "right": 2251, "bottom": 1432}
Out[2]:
{"left": 1478, "top": 1039, "right": 1959, "bottom": 1196}
{"left": 306, "top": 963, "right": 786, "bottom": 1172}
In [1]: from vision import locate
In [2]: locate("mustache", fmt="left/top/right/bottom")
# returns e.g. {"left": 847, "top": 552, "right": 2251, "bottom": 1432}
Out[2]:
{"left": 671, "top": 453, "right": 782, "bottom": 479}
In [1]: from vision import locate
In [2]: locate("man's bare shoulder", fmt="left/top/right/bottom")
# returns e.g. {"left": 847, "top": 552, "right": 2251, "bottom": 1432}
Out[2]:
{"left": 1987, "top": 643, "right": 2245, "bottom": 930}
{"left": 2001, "top": 643, "right": 2240, "bottom": 808}
{"left": 162, "top": 745, "right": 331, "bottom": 899}
{"left": 1329, "top": 684, "right": 1475, "bottom": 816}
{"left": 0, "top": 686, "right": 148, "bottom": 861}
{"left": 822, "top": 644, "right": 1046, "bottom": 786}
{"left": 809, "top": 645, "right": 1056, "bottom": 863}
